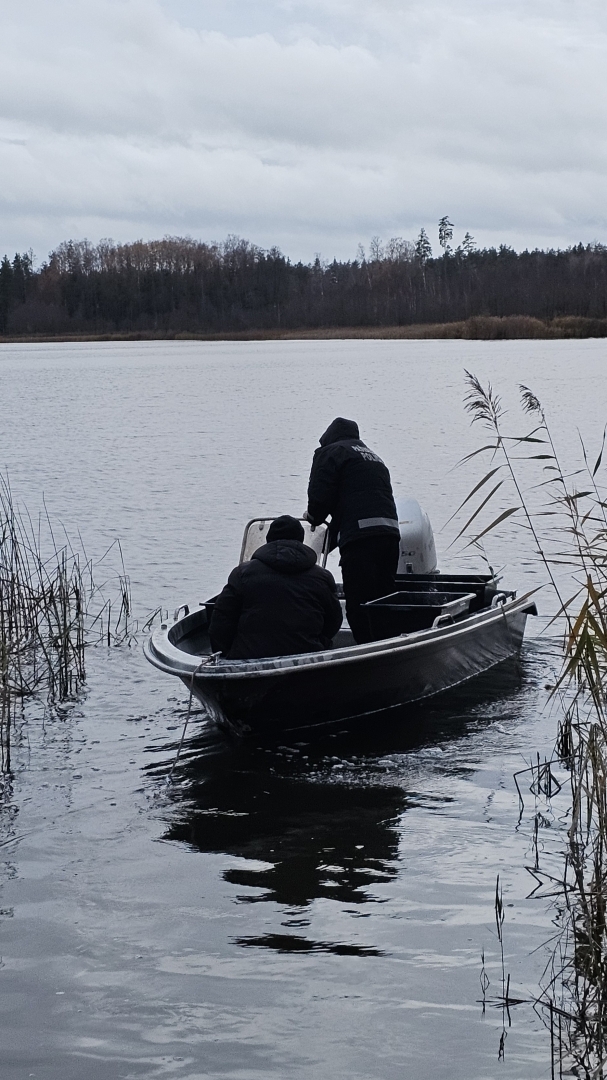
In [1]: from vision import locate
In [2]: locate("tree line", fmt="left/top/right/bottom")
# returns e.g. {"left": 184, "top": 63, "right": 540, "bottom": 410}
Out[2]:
{"left": 1, "top": 229, "right": 607, "bottom": 337}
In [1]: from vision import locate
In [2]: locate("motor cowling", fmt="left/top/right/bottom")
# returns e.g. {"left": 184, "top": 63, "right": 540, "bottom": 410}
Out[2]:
{"left": 395, "top": 497, "right": 438, "bottom": 575}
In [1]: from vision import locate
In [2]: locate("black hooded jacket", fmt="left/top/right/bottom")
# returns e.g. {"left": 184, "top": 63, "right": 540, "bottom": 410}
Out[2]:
{"left": 209, "top": 539, "right": 343, "bottom": 660}
{"left": 306, "top": 418, "right": 399, "bottom": 550}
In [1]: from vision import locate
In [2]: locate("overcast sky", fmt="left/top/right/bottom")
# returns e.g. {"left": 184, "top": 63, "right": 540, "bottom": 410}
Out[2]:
{"left": 1, "top": 0, "right": 606, "bottom": 263}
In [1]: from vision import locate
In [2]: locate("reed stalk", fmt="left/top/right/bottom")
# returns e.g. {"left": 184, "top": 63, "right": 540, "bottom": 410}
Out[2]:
{"left": 458, "top": 375, "right": 607, "bottom": 1073}
{"left": 0, "top": 475, "right": 133, "bottom": 770}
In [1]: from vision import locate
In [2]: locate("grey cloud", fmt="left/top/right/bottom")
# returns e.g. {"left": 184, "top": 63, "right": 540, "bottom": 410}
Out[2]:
{"left": 0, "top": 0, "right": 606, "bottom": 260}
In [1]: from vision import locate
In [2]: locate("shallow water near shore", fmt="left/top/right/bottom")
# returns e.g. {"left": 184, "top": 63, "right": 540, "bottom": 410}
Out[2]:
{"left": 0, "top": 337, "right": 605, "bottom": 1079}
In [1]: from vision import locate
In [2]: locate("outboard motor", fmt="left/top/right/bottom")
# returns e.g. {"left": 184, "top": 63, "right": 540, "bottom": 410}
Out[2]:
{"left": 396, "top": 497, "right": 438, "bottom": 575}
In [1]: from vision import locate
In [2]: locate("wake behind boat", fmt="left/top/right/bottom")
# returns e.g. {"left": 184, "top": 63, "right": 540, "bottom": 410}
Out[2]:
{"left": 144, "top": 501, "right": 537, "bottom": 736}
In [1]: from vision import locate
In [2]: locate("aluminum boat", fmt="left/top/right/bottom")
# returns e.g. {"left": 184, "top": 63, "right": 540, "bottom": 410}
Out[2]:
{"left": 144, "top": 506, "right": 537, "bottom": 736}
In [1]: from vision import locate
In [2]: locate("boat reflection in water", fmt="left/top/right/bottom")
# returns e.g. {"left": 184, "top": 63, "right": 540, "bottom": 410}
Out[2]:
{"left": 152, "top": 655, "right": 529, "bottom": 956}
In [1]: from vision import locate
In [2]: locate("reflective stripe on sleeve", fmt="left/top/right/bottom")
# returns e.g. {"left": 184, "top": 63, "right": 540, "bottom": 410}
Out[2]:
{"left": 357, "top": 517, "right": 400, "bottom": 530}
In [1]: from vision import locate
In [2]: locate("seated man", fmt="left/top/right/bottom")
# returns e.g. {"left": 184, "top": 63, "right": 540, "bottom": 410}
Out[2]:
{"left": 209, "top": 515, "right": 343, "bottom": 660}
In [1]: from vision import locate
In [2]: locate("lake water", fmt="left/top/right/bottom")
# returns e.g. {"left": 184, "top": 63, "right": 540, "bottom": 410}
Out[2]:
{"left": 0, "top": 338, "right": 605, "bottom": 1079}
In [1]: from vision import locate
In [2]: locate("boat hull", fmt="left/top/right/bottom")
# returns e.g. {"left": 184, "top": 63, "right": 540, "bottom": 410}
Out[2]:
{"left": 145, "top": 595, "right": 536, "bottom": 735}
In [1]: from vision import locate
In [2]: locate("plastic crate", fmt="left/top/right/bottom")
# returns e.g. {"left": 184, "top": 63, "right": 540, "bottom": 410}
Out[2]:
{"left": 364, "top": 590, "right": 475, "bottom": 639}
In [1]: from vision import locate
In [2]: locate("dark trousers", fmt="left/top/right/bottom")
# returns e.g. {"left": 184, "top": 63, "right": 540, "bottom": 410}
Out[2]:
{"left": 340, "top": 535, "right": 400, "bottom": 644}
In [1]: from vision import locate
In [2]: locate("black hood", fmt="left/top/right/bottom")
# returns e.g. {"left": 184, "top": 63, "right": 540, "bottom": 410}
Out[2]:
{"left": 252, "top": 540, "right": 317, "bottom": 575}
{"left": 319, "top": 417, "right": 360, "bottom": 447}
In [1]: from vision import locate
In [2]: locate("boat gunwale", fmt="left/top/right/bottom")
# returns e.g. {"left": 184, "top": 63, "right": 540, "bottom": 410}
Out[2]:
{"left": 144, "top": 592, "right": 538, "bottom": 681}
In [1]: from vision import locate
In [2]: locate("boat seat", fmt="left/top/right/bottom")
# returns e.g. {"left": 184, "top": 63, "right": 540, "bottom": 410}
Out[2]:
{"left": 239, "top": 518, "right": 330, "bottom": 565}
{"left": 332, "top": 627, "right": 356, "bottom": 648}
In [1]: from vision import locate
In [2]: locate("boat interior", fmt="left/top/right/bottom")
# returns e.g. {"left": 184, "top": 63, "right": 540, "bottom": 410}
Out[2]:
{"left": 171, "top": 571, "right": 502, "bottom": 659}
{"left": 169, "top": 516, "right": 504, "bottom": 658}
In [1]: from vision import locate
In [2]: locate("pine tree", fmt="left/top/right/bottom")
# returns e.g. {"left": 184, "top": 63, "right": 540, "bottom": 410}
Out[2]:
{"left": 0, "top": 255, "right": 13, "bottom": 334}
{"left": 438, "top": 216, "right": 454, "bottom": 255}
{"left": 415, "top": 228, "right": 432, "bottom": 264}
{"left": 462, "top": 232, "right": 476, "bottom": 256}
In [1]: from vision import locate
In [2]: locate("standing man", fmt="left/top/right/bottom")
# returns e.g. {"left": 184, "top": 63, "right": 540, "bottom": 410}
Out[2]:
{"left": 305, "top": 417, "right": 400, "bottom": 643}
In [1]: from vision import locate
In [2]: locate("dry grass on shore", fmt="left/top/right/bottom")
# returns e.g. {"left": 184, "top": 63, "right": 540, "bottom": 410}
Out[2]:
{"left": 1, "top": 314, "right": 606, "bottom": 345}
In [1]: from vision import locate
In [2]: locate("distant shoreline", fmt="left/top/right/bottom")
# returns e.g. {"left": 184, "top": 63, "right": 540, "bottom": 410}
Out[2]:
{"left": 1, "top": 314, "right": 606, "bottom": 345}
